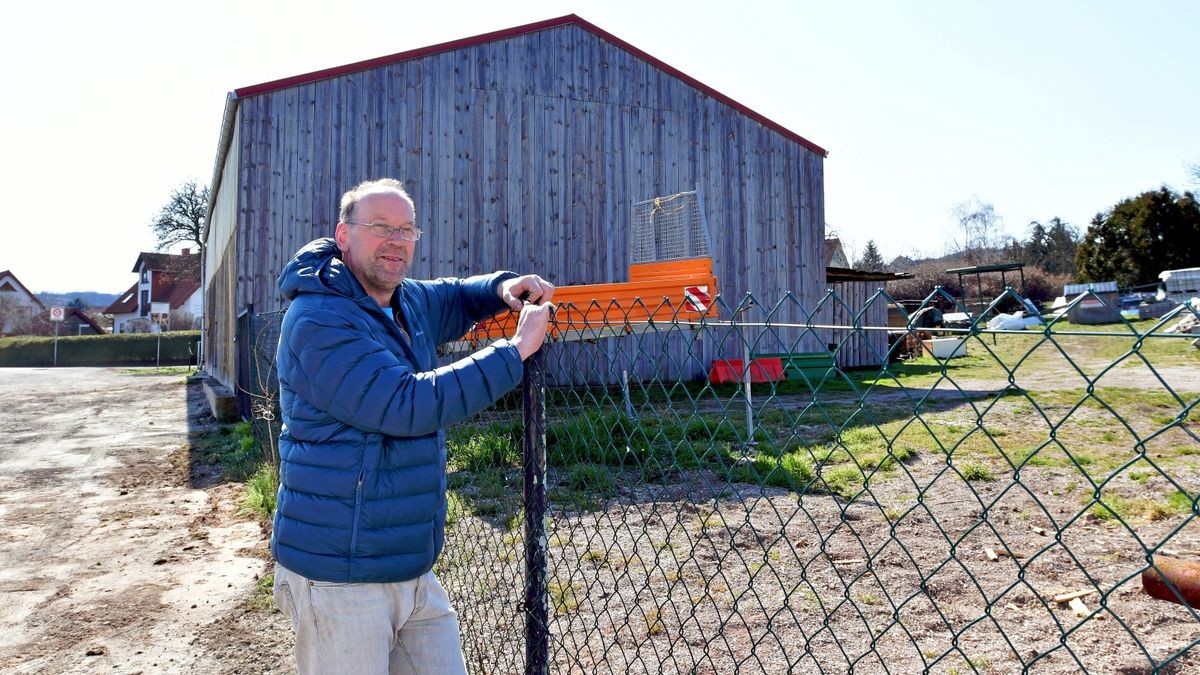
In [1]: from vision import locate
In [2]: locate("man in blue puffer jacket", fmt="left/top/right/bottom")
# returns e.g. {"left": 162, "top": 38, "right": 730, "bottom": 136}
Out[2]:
{"left": 271, "top": 178, "right": 554, "bottom": 674}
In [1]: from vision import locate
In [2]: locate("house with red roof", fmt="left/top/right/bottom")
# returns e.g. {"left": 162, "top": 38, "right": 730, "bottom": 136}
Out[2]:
{"left": 0, "top": 270, "right": 47, "bottom": 335}
{"left": 104, "top": 250, "right": 202, "bottom": 333}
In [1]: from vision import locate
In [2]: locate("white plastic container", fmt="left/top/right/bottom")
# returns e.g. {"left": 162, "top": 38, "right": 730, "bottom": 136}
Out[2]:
{"left": 922, "top": 337, "right": 967, "bottom": 359}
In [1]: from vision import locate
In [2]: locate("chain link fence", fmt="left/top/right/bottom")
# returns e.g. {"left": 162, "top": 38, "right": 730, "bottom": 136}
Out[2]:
{"left": 252, "top": 288, "right": 1200, "bottom": 674}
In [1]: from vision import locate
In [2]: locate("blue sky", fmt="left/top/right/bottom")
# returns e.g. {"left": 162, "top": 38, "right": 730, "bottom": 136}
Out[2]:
{"left": 2, "top": 0, "right": 1196, "bottom": 294}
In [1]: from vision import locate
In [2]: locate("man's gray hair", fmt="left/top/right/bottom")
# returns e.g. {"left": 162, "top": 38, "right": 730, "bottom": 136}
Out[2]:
{"left": 338, "top": 179, "right": 414, "bottom": 223}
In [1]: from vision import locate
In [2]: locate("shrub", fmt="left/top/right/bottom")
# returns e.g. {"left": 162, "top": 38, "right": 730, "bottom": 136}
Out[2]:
{"left": 0, "top": 331, "right": 200, "bottom": 367}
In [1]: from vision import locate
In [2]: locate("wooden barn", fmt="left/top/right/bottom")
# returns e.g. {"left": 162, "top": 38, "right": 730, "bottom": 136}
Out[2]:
{"left": 202, "top": 14, "right": 829, "bottom": 394}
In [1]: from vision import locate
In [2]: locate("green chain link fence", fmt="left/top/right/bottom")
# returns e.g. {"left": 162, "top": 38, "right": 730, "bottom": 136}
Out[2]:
{"left": 254, "top": 287, "right": 1200, "bottom": 674}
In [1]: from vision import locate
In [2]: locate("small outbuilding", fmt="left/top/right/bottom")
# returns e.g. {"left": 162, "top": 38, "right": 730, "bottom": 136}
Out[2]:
{"left": 1063, "top": 280, "right": 1120, "bottom": 324}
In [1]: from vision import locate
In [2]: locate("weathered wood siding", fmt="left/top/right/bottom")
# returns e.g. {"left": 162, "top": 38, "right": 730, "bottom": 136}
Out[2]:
{"left": 226, "top": 23, "right": 825, "bottom": 385}
{"left": 823, "top": 281, "right": 890, "bottom": 369}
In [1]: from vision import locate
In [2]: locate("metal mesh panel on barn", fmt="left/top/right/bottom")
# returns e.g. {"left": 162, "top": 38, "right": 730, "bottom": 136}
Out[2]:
{"left": 629, "top": 189, "right": 712, "bottom": 264}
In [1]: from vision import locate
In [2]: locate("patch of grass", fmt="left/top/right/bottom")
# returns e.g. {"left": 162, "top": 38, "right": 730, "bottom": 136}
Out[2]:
{"left": 961, "top": 463, "right": 995, "bottom": 482}
{"left": 445, "top": 490, "right": 468, "bottom": 527}
{"left": 446, "top": 423, "right": 520, "bottom": 472}
{"left": 892, "top": 445, "right": 919, "bottom": 463}
{"left": 1091, "top": 490, "right": 1193, "bottom": 522}
{"left": 246, "top": 572, "right": 275, "bottom": 613}
{"left": 729, "top": 451, "right": 816, "bottom": 492}
{"left": 839, "top": 426, "right": 885, "bottom": 454}
{"left": 190, "top": 420, "right": 262, "bottom": 482}
{"left": 555, "top": 463, "right": 617, "bottom": 512}
{"left": 822, "top": 465, "right": 864, "bottom": 500}
{"left": 239, "top": 463, "right": 278, "bottom": 523}
{"left": 645, "top": 607, "right": 665, "bottom": 636}
{"left": 1168, "top": 490, "right": 1195, "bottom": 514}
{"left": 549, "top": 580, "right": 582, "bottom": 614}
{"left": 857, "top": 592, "right": 881, "bottom": 606}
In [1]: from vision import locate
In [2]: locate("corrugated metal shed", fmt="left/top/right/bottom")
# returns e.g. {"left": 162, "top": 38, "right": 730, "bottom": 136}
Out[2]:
{"left": 1064, "top": 281, "right": 1118, "bottom": 296}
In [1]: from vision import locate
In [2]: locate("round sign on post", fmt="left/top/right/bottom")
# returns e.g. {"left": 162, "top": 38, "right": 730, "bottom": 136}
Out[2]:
{"left": 49, "top": 307, "right": 65, "bottom": 322}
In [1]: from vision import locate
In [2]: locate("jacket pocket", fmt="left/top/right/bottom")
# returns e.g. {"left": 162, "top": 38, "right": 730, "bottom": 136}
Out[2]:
{"left": 349, "top": 465, "right": 365, "bottom": 555}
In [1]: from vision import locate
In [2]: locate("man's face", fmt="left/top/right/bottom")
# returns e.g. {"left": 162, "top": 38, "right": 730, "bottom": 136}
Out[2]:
{"left": 334, "top": 190, "right": 417, "bottom": 305}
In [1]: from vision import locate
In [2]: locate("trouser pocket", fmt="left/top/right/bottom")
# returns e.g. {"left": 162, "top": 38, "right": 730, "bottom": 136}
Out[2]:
{"left": 273, "top": 566, "right": 299, "bottom": 623}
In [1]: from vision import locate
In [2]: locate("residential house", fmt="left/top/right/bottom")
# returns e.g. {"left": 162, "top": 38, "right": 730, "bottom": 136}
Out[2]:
{"left": 61, "top": 307, "right": 106, "bottom": 335}
{"left": 0, "top": 270, "right": 47, "bottom": 335}
{"left": 105, "top": 250, "right": 202, "bottom": 333}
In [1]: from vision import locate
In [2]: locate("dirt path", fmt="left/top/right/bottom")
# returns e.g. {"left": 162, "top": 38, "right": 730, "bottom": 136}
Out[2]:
{"left": 0, "top": 368, "right": 293, "bottom": 674}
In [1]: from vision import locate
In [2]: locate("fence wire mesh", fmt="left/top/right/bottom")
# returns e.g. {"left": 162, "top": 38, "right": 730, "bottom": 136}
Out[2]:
{"left": 253, "top": 288, "right": 1200, "bottom": 674}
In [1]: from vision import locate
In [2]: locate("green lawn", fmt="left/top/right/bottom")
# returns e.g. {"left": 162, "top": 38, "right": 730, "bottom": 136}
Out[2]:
{"left": 445, "top": 321, "right": 1200, "bottom": 522}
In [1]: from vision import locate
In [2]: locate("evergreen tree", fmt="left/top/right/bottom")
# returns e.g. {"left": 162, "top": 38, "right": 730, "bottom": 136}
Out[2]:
{"left": 855, "top": 240, "right": 887, "bottom": 271}
{"left": 1020, "top": 217, "right": 1078, "bottom": 276}
{"left": 1077, "top": 187, "right": 1200, "bottom": 287}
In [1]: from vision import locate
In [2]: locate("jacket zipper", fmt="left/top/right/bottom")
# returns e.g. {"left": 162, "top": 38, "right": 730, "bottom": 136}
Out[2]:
{"left": 350, "top": 467, "right": 365, "bottom": 555}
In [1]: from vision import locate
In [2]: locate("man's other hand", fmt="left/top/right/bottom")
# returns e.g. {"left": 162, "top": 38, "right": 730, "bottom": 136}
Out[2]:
{"left": 511, "top": 302, "right": 554, "bottom": 360}
{"left": 500, "top": 275, "right": 555, "bottom": 310}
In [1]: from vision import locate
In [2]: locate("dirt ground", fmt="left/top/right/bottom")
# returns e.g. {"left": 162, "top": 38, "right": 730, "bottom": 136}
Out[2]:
{"left": 0, "top": 368, "right": 294, "bottom": 674}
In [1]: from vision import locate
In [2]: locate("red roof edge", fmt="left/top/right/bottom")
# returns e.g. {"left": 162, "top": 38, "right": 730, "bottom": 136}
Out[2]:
{"left": 233, "top": 14, "right": 827, "bottom": 157}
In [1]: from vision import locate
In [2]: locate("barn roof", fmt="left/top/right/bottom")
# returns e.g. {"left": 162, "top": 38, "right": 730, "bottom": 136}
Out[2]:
{"left": 232, "top": 14, "right": 826, "bottom": 157}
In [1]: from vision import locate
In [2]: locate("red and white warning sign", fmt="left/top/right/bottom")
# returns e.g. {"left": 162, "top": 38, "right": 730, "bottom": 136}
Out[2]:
{"left": 49, "top": 307, "right": 65, "bottom": 322}
{"left": 683, "top": 286, "right": 711, "bottom": 313}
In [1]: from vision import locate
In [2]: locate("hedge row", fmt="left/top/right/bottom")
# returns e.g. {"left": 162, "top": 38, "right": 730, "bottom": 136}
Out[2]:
{"left": 0, "top": 331, "right": 200, "bottom": 367}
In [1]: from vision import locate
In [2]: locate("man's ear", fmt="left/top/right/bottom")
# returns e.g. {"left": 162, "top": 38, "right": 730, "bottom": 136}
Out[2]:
{"left": 334, "top": 223, "right": 351, "bottom": 252}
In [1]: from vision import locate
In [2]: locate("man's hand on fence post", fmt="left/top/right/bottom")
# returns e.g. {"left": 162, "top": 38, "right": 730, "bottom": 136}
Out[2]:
{"left": 512, "top": 302, "right": 554, "bottom": 360}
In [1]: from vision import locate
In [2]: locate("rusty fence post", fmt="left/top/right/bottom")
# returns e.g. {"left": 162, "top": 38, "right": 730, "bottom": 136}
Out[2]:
{"left": 523, "top": 346, "right": 549, "bottom": 675}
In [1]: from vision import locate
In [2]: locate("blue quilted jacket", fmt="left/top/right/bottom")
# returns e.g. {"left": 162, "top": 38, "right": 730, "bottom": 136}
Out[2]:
{"left": 270, "top": 238, "right": 523, "bottom": 583}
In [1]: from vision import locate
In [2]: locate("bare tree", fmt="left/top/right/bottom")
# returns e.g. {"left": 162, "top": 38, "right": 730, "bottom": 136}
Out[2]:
{"left": 951, "top": 197, "right": 1008, "bottom": 264}
{"left": 150, "top": 181, "right": 209, "bottom": 253}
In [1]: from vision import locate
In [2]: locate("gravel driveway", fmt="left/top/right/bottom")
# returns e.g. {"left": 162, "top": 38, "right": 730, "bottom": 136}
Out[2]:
{"left": 0, "top": 367, "right": 293, "bottom": 674}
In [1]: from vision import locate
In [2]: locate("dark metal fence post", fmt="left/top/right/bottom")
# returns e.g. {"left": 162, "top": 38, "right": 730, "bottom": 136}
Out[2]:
{"left": 523, "top": 347, "right": 549, "bottom": 675}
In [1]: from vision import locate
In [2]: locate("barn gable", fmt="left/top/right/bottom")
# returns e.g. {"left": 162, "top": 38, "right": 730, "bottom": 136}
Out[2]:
{"left": 203, "top": 14, "right": 827, "bottom": 392}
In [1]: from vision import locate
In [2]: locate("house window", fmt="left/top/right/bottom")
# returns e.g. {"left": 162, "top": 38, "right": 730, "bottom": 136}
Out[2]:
{"left": 140, "top": 290, "right": 149, "bottom": 316}
{"left": 141, "top": 269, "right": 149, "bottom": 284}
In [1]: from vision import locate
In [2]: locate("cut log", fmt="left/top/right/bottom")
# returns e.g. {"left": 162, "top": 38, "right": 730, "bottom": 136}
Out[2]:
{"left": 1069, "top": 597, "right": 1089, "bottom": 617}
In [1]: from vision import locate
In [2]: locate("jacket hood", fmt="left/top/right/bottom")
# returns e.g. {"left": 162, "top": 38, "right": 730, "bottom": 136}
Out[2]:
{"left": 278, "top": 237, "right": 363, "bottom": 301}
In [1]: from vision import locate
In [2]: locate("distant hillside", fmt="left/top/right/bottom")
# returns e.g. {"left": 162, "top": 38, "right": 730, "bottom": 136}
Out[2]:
{"left": 37, "top": 291, "right": 121, "bottom": 309}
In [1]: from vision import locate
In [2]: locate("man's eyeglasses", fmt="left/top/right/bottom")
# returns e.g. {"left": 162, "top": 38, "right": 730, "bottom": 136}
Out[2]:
{"left": 347, "top": 222, "right": 423, "bottom": 241}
